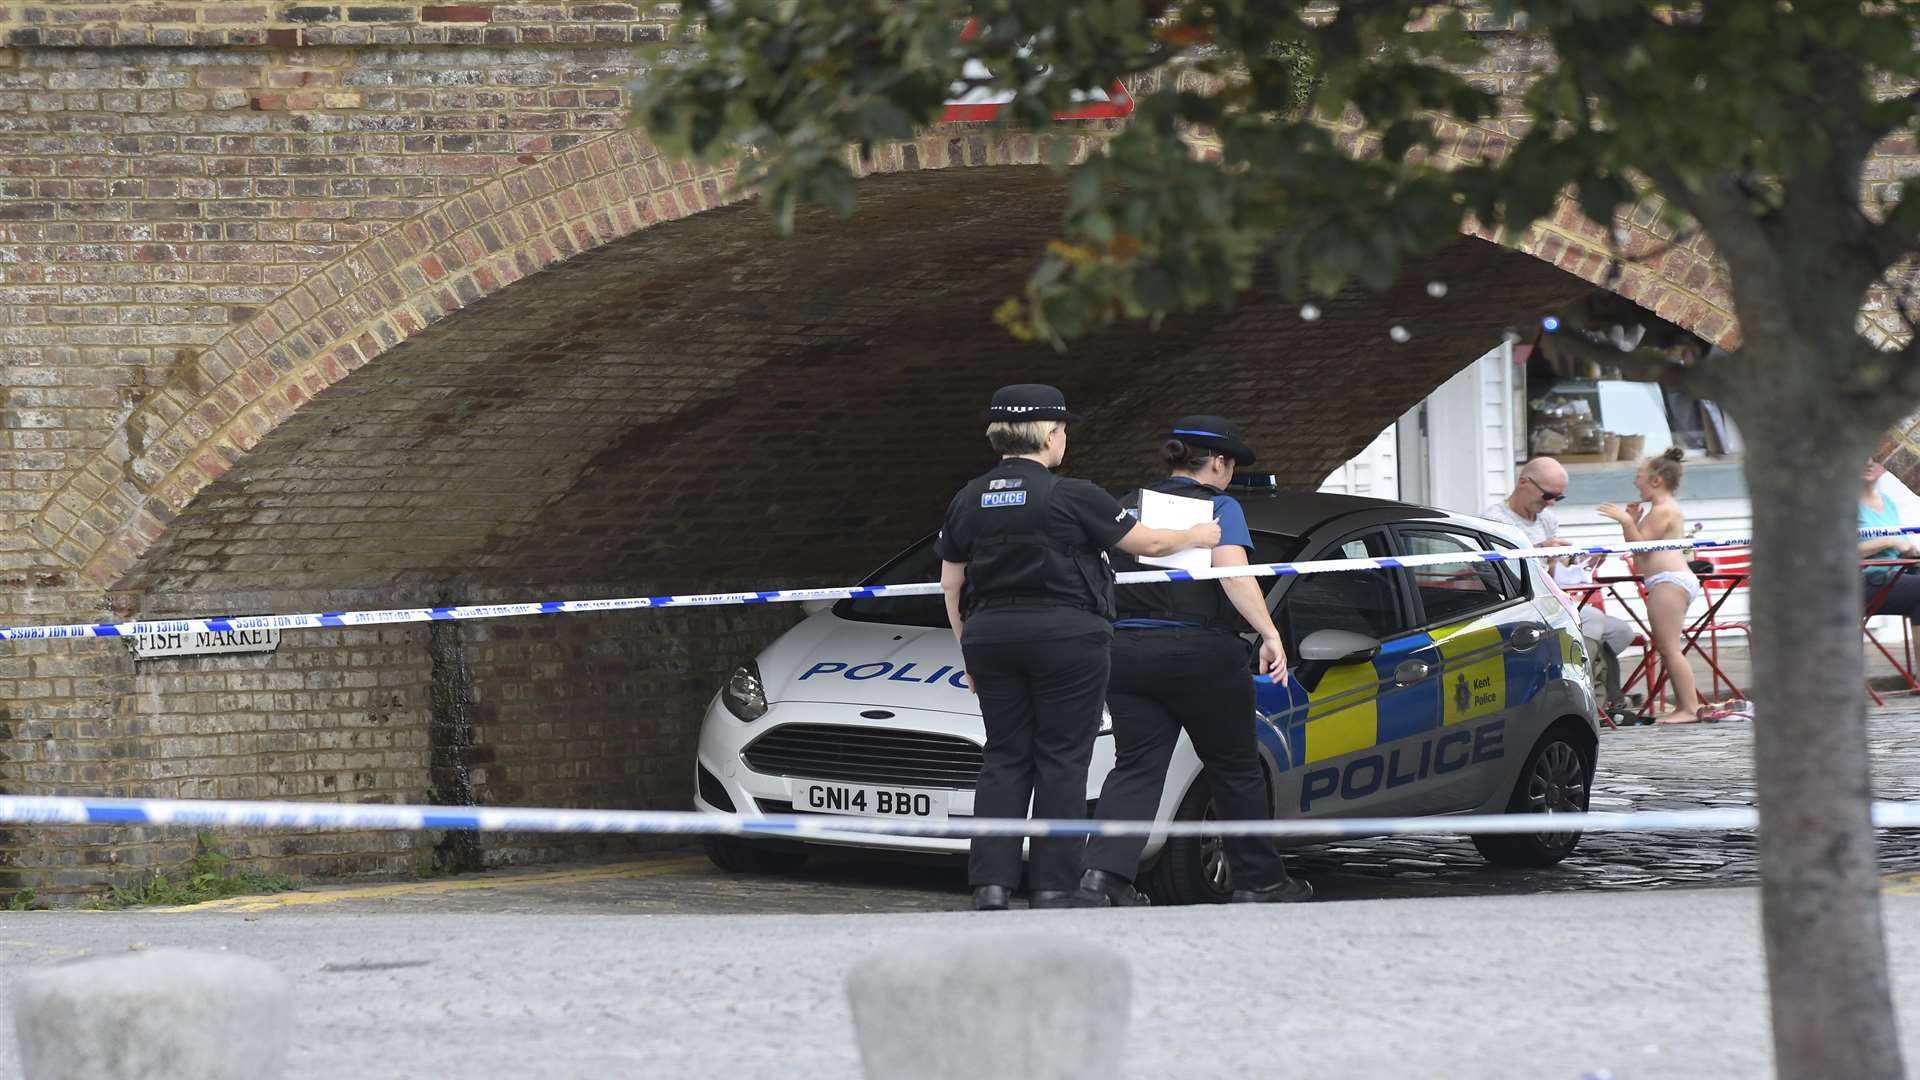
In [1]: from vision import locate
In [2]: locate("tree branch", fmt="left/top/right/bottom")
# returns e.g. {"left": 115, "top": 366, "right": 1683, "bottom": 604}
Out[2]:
{"left": 1870, "top": 334, "right": 1920, "bottom": 427}
{"left": 1536, "top": 330, "right": 1726, "bottom": 403}
{"left": 1865, "top": 193, "right": 1920, "bottom": 279}
{"left": 1889, "top": 281, "right": 1920, "bottom": 346}
{"left": 1640, "top": 161, "right": 1777, "bottom": 272}
{"left": 1599, "top": 221, "right": 1703, "bottom": 289}
{"left": 1866, "top": 87, "right": 1920, "bottom": 146}
{"left": 1561, "top": 55, "right": 1780, "bottom": 277}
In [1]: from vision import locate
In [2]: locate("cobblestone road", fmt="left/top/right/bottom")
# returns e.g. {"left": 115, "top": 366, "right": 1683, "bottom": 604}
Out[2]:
{"left": 163, "top": 701, "right": 1920, "bottom": 917}
{"left": 1295, "top": 699, "right": 1920, "bottom": 900}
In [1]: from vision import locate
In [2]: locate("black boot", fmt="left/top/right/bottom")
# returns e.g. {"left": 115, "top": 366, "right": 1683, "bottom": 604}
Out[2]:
{"left": 972, "top": 885, "right": 1011, "bottom": 911}
{"left": 1072, "top": 868, "right": 1151, "bottom": 908}
{"left": 1027, "top": 890, "right": 1079, "bottom": 909}
{"left": 1230, "top": 874, "right": 1313, "bottom": 904}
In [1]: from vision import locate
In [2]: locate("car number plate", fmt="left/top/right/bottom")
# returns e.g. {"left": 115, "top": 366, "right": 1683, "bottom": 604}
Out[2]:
{"left": 790, "top": 780, "right": 949, "bottom": 821}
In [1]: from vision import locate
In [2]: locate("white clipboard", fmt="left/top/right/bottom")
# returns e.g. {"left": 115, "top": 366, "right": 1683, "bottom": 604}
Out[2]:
{"left": 1135, "top": 487, "right": 1214, "bottom": 575}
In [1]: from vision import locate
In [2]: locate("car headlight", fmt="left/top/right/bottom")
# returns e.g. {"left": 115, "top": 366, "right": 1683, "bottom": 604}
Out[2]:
{"left": 721, "top": 660, "right": 769, "bottom": 722}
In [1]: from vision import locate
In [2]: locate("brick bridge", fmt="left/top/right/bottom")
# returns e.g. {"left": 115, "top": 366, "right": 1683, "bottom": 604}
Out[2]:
{"left": 0, "top": 4, "right": 1913, "bottom": 896}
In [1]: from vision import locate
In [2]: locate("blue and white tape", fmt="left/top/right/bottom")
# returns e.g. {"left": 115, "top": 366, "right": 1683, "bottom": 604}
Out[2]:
{"left": 3, "top": 527, "right": 1916, "bottom": 643}
{"left": 1, "top": 793, "right": 1917, "bottom": 840}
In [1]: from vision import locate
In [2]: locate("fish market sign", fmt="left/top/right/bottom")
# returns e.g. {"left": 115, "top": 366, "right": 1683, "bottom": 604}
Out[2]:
{"left": 131, "top": 627, "right": 281, "bottom": 659}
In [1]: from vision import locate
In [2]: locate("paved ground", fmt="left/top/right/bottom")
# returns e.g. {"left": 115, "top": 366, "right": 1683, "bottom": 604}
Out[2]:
{"left": 1289, "top": 697, "right": 1920, "bottom": 900}
{"left": 5, "top": 660, "right": 1919, "bottom": 1077}
{"left": 7, "top": 887, "right": 1920, "bottom": 1079}
{"left": 117, "top": 697, "right": 1920, "bottom": 917}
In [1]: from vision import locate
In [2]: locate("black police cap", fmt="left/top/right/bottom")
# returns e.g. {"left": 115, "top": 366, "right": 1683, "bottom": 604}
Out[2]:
{"left": 1169, "top": 415, "right": 1257, "bottom": 466}
{"left": 983, "top": 383, "right": 1080, "bottom": 424}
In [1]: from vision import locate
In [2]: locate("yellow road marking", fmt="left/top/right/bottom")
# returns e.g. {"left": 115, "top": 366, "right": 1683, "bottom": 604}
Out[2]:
{"left": 1884, "top": 874, "right": 1920, "bottom": 897}
{"left": 152, "top": 855, "right": 715, "bottom": 914}
{"left": 0, "top": 938, "right": 90, "bottom": 960}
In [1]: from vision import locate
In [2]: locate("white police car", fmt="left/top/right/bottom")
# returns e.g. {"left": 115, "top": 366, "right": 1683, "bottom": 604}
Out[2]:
{"left": 692, "top": 488, "right": 1602, "bottom": 903}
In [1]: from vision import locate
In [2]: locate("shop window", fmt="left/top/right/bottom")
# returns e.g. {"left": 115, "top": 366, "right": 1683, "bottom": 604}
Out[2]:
{"left": 1521, "top": 294, "right": 1736, "bottom": 471}
{"left": 1527, "top": 377, "right": 1741, "bottom": 467}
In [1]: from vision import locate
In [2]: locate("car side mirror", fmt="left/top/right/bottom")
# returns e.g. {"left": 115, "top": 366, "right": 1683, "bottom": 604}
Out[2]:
{"left": 1293, "top": 629, "right": 1383, "bottom": 694}
{"left": 1300, "top": 629, "right": 1382, "bottom": 663}
{"left": 801, "top": 599, "right": 835, "bottom": 616}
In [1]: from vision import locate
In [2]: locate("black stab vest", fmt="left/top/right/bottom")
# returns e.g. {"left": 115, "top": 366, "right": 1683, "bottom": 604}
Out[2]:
{"left": 1111, "top": 478, "right": 1248, "bottom": 632}
{"left": 956, "top": 461, "right": 1116, "bottom": 621}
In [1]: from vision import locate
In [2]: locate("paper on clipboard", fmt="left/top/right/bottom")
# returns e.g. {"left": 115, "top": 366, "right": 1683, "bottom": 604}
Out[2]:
{"left": 1135, "top": 487, "right": 1214, "bottom": 574}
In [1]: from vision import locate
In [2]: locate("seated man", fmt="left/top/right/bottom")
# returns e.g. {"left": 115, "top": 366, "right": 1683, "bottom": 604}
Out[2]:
{"left": 1485, "top": 458, "right": 1636, "bottom": 709}
{"left": 1553, "top": 553, "right": 1636, "bottom": 709}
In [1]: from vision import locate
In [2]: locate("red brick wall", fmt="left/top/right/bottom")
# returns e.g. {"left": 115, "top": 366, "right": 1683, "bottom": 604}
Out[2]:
{"left": 457, "top": 602, "right": 803, "bottom": 868}
{"left": 2, "top": 621, "right": 430, "bottom": 890}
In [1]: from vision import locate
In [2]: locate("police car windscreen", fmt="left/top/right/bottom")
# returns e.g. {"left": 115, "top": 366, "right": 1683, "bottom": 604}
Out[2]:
{"left": 834, "top": 537, "right": 949, "bottom": 629}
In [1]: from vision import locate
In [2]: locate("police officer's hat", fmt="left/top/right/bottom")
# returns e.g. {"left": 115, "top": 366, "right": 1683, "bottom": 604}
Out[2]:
{"left": 983, "top": 383, "right": 1080, "bottom": 424}
{"left": 1169, "top": 415, "right": 1257, "bottom": 466}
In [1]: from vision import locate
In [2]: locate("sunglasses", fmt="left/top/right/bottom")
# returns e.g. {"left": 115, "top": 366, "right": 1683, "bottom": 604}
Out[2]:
{"left": 1524, "top": 475, "right": 1567, "bottom": 502}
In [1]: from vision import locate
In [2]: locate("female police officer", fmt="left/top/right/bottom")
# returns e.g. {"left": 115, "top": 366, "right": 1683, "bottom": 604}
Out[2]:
{"left": 1075, "top": 416, "right": 1313, "bottom": 906}
{"left": 938, "top": 385, "right": 1220, "bottom": 911}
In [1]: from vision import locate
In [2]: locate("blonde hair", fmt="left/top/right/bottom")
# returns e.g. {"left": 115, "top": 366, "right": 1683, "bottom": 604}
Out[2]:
{"left": 987, "top": 420, "right": 1062, "bottom": 455}
{"left": 1644, "top": 445, "right": 1685, "bottom": 492}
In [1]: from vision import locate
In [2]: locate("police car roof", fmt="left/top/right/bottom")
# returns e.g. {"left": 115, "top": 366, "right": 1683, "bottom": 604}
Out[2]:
{"left": 1236, "top": 491, "right": 1447, "bottom": 537}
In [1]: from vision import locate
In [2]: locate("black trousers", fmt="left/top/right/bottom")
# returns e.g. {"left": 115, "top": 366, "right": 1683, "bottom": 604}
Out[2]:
{"left": 1866, "top": 570, "right": 1920, "bottom": 621}
{"left": 1083, "top": 627, "right": 1288, "bottom": 889}
{"left": 962, "top": 632, "right": 1110, "bottom": 892}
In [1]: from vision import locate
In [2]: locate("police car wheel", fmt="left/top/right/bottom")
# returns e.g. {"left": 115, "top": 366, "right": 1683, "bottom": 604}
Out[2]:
{"left": 1143, "top": 776, "right": 1233, "bottom": 905}
{"left": 703, "top": 835, "right": 809, "bottom": 874}
{"left": 1472, "top": 727, "right": 1593, "bottom": 868}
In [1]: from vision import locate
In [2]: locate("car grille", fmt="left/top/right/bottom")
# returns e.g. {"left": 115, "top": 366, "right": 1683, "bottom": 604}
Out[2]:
{"left": 742, "top": 723, "right": 984, "bottom": 790}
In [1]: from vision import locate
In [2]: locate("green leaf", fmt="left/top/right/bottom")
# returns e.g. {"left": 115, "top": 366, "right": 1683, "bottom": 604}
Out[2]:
{"left": 1381, "top": 119, "right": 1422, "bottom": 163}
{"left": 854, "top": 100, "right": 917, "bottom": 143}
{"left": 810, "top": 165, "right": 857, "bottom": 218}
{"left": 1134, "top": 266, "right": 1177, "bottom": 311}
{"left": 1575, "top": 171, "right": 1630, "bottom": 234}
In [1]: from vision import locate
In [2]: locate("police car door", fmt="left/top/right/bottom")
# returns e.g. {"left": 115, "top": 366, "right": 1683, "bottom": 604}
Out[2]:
{"left": 1394, "top": 525, "right": 1545, "bottom": 812}
{"left": 1272, "top": 530, "right": 1442, "bottom": 818}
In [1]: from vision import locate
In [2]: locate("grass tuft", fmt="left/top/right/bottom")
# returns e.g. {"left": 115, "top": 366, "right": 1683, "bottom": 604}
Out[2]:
{"left": 82, "top": 831, "right": 296, "bottom": 910}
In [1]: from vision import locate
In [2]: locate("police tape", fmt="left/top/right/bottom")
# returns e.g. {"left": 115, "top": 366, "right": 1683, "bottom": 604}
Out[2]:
{"left": 4, "top": 526, "right": 1918, "bottom": 643}
{"left": 1, "top": 793, "right": 1918, "bottom": 839}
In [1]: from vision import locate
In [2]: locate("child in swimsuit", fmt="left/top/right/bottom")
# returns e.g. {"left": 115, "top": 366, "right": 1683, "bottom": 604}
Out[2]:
{"left": 1597, "top": 447, "right": 1703, "bottom": 724}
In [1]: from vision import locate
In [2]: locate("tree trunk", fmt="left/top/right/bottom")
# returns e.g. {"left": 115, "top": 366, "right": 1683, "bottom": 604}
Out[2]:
{"left": 1744, "top": 416, "right": 1905, "bottom": 1078}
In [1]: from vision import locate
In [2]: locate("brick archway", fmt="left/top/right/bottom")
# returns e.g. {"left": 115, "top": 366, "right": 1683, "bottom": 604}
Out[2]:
{"left": 28, "top": 121, "right": 1733, "bottom": 592}
{"left": 102, "top": 214, "right": 1619, "bottom": 602}
{"left": 26, "top": 128, "right": 1101, "bottom": 589}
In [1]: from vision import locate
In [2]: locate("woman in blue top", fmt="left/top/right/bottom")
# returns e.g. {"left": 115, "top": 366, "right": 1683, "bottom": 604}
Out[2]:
{"left": 1860, "top": 458, "right": 1920, "bottom": 619}
{"left": 1074, "top": 416, "right": 1311, "bottom": 907}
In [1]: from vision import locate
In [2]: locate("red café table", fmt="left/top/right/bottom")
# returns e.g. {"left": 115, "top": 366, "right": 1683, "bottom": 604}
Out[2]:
{"left": 1568, "top": 560, "right": 1920, "bottom": 713}
{"left": 1565, "top": 573, "right": 1752, "bottom": 715}
{"left": 1861, "top": 558, "right": 1920, "bottom": 704}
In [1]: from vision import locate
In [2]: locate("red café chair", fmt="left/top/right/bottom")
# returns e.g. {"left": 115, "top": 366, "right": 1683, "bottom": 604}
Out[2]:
{"left": 1695, "top": 545, "right": 1752, "bottom": 699}
{"left": 1593, "top": 579, "right": 1668, "bottom": 712}
{"left": 1608, "top": 543, "right": 1750, "bottom": 714}
{"left": 1861, "top": 559, "right": 1920, "bottom": 703}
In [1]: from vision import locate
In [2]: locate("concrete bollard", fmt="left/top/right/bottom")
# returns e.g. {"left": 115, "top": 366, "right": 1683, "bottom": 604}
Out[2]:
{"left": 845, "top": 931, "right": 1131, "bottom": 1080}
{"left": 11, "top": 948, "right": 292, "bottom": 1080}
